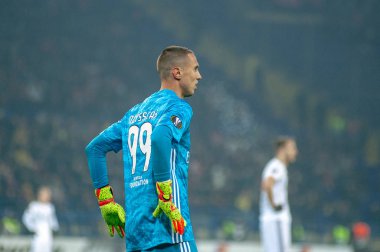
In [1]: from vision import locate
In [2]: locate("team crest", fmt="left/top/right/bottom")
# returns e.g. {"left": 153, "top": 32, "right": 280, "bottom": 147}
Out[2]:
{"left": 171, "top": 115, "right": 182, "bottom": 129}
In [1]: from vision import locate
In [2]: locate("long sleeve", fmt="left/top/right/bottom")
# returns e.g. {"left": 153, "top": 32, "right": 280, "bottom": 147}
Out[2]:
{"left": 85, "top": 121, "right": 122, "bottom": 188}
{"left": 151, "top": 125, "right": 172, "bottom": 182}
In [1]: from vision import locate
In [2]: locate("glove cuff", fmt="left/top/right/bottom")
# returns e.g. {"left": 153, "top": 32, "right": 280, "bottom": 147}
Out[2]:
{"left": 98, "top": 198, "right": 114, "bottom": 206}
{"left": 95, "top": 185, "right": 114, "bottom": 203}
{"left": 156, "top": 180, "right": 173, "bottom": 202}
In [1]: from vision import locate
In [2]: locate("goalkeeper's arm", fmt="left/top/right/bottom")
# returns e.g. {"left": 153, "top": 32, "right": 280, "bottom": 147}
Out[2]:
{"left": 150, "top": 125, "right": 186, "bottom": 235}
{"left": 85, "top": 121, "right": 123, "bottom": 188}
{"left": 85, "top": 122, "right": 125, "bottom": 238}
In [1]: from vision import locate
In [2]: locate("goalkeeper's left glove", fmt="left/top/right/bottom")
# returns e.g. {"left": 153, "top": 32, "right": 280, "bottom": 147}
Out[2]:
{"left": 95, "top": 185, "right": 125, "bottom": 238}
{"left": 152, "top": 180, "right": 187, "bottom": 235}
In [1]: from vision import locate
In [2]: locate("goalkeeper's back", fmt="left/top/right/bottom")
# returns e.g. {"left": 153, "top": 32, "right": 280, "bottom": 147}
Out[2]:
{"left": 121, "top": 89, "right": 195, "bottom": 250}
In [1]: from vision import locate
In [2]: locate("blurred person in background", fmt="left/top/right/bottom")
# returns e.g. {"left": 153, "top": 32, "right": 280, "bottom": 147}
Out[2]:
{"left": 22, "top": 186, "right": 59, "bottom": 252}
{"left": 86, "top": 45, "right": 202, "bottom": 251}
{"left": 259, "top": 137, "right": 298, "bottom": 252}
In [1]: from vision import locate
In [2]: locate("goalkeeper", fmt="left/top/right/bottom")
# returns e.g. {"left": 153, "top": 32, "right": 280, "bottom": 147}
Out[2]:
{"left": 85, "top": 46, "right": 201, "bottom": 252}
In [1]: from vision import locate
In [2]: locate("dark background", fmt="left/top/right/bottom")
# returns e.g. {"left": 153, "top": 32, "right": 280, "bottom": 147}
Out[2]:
{"left": 1, "top": 0, "right": 379, "bottom": 243}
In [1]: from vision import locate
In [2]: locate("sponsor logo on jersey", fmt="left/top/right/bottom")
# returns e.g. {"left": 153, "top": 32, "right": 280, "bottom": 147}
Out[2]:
{"left": 171, "top": 115, "right": 182, "bottom": 129}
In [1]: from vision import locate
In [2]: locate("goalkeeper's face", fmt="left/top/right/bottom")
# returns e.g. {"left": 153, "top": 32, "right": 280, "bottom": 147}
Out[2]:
{"left": 179, "top": 53, "right": 202, "bottom": 97}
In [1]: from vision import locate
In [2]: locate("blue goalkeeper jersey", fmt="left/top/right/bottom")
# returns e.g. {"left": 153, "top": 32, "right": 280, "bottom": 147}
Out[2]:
{"left": 99, "top": 89, "right": 194, "bottom": 251}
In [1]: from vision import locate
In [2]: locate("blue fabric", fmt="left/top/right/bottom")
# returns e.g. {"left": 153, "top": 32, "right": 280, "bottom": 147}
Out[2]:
{"left": 137, "top": 240, "right": 198, "bottom": 252}
{"left": 151, "top": 125, "right": 172, "bottom": 182}
{"left": 85, "top": 121, "right": 123, "bottom": 188}
{"left": 86, "top": 89, "right": 195, "bottom": 251}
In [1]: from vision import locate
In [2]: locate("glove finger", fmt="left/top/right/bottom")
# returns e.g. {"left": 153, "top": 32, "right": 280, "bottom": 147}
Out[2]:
{"left": 173, "top": 219, "right": 185, "bottom": 235}
{"left": 152, "top": 205, "right": 162, "bottom": 217}
{"left": 177, "top": 219, "right": 185, "bottom": 235}
{"left": 115, "top": 225, "right": 125, "bottom": 238}
{"left": 108, "top": 225, "right": 115, "bottom": 237}
{"left": 117, "top": 206, "right": 126, "bottom": 225}
{"left": 119, "top": 225, "right": 125, "bottom": 238}
{"left": 172, "top": 219, "right": 178, "bottom": 233}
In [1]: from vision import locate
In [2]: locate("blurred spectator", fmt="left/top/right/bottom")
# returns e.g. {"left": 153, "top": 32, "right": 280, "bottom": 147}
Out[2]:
{"left": 1, "top": 216, "right": 21, "bottom": 235}
{"left": 352, "top": 221, "right": 371, "bottom": 252}
{"left": 332, "top": 225, "right": 350, "bottom": 245}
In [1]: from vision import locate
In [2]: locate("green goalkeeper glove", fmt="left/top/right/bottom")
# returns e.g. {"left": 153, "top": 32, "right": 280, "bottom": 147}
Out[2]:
{"left": 95, "top": 185, "right": 125, "bottom": 238}
{"left": 152, "top": 180, "right": 187, "bottom": 235}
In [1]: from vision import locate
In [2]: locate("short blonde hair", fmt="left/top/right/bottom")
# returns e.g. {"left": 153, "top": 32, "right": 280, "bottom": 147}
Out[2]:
{"left": 156, "top": 46, "right": 193, "bottom": 80}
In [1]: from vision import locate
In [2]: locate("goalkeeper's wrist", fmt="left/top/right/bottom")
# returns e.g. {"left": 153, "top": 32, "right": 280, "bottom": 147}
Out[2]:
{"left": 156, "top": 180, "right": 173, "bottom": 202}
{"left": 95, "top": 185, "right": 114, "bottom": 205}
{"left": 98, "top": 198, "right": 114, "bottom": 206}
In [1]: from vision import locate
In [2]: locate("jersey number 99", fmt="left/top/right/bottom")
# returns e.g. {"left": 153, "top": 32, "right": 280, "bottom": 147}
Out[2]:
{"left": 128, "top": 122, "right": 152, "bottom": 174}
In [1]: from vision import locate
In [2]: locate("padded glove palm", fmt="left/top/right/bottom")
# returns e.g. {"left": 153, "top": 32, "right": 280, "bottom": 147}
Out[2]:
{"left": 95, "top": 185, "right": 125, "bottom": 238}
{"left": 152, "top": 180, "right": 187, "bottom": 235}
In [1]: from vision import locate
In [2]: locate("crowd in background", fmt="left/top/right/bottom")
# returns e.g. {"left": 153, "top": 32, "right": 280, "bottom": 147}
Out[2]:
{"left": 1, "top": 0, "right": 379, "bottom": 243}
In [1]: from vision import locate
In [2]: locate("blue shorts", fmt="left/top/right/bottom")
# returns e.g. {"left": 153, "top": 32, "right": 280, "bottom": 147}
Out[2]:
{"left": 135, "top": 241, "right": 198, "bottom": 252}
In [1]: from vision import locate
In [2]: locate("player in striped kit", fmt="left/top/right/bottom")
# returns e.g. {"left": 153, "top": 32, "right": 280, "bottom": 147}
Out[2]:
{"left": 86, "top": 46, "right": 202, "bottom": 251}
{"left": 259, "top": 137, "right": 298, "bottom": 252}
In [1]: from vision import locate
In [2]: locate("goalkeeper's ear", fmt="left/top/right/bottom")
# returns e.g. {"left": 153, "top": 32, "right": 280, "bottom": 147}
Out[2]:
{"left": 172, "top": 67, "right": 182, "bottom": 80}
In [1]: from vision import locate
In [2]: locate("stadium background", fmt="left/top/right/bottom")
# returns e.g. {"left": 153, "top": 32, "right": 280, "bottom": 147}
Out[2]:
{"left": 0, "top": 0, "right": 379, "bottom": 251}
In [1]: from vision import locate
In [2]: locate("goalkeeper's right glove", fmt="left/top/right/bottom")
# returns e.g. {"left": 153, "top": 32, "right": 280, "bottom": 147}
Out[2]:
{"left": 152, "top": 180, "right": 187, "bottom": 235}
{"left": 95, "top": 185, "right": 125, "bottom": 238}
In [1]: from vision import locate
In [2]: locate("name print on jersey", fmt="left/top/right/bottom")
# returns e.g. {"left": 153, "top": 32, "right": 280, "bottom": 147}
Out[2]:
{"left": 129, "top": 111, "right": 158, "bottom": 124}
